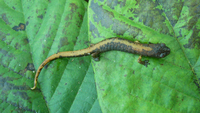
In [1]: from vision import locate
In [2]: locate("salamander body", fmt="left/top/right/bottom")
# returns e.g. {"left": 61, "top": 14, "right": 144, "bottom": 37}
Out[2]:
{"left": 31, "top": 38, "right": 170, "bottom": 90}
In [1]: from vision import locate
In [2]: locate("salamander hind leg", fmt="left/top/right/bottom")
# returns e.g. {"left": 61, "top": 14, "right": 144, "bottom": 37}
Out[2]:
{"left": 137, "top": 55, "right": 150, "bottom": 67}
{"left": 91, "top": 52, "right": 100, "bottom": 61}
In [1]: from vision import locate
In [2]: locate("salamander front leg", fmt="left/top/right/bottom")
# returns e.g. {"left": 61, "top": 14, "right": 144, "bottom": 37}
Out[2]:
{"left": 91, "top": 52, "right": 100, "bottom": 61}
{"left": 137, "top": 55, "right": 150, "bottom": 67}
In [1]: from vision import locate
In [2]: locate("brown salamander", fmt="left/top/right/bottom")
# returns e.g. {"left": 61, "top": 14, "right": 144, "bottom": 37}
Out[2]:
{"left": 31, "top": 38, "right": 170, "bottom": 90}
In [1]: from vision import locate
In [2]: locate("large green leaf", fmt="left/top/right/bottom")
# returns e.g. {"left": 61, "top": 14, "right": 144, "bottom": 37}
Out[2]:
{"left": 89, "top": 0, "right": 200, "bottom": 113}
{"left": 0, "top": 0, "right": 101, "bottom": 112}
{"left": 0, "top": 0, "right": 200, "bottom": 113}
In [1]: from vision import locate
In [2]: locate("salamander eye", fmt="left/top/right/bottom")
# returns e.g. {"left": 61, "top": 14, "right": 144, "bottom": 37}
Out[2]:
{"left": 159, "top": 53, "right": 165, "bottom": 58}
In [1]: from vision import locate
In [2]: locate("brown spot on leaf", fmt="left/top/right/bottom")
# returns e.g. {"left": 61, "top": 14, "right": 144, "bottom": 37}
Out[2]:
{"left": 12, "top": 23, "right": 26, "bottom": 31}
{"left": 19, "top": 23, "right": 25, "bottom": 30}
{"left": 26, "top": 21, "right": 29, "bottom": 26}
{"left": 59, "top": 37, "right": 69, "bottom": 47}
{"left": 70, "top": 3, "right": 78, "bottom": 13}
{"left": 15, "top": 43, "right": 21, "bottom": 49}
{"left": 1, "top": 13, "right": 10, "bottom": 25}
{"left": 37, "top": 14, "right": 43, "bottom": 19}
{"left": 23, "top": 38, "right": 29, "bottom": 44}
{"left": 79, "top": 59, "right": 84, "bottom": 65}
{"left": 26, "top": 63, "right": 35, "bottom": 71}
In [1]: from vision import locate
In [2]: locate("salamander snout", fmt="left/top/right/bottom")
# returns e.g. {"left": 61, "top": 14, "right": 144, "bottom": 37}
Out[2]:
{"left": 157, "top": 43, "right": 170, "bottom": 58}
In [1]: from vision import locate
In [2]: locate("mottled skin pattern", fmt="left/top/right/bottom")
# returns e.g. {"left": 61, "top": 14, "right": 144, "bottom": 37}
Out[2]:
{"left": 31, "top": 38, "right": 170, "bottom": 90}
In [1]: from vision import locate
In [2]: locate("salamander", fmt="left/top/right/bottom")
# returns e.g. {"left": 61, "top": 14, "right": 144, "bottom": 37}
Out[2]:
{"left": 31, "top": 38, "right": 170, "bottom": 90}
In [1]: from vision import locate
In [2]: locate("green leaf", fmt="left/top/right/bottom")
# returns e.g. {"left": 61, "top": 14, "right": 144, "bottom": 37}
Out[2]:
{"left": 0, "top": 0, "right": 101, "bottom": 112}
{"left": 1, "top": 0, "right": 200, "bottom": 113}
{"left": 89, "top": 0, "right": 200, "bottom": 113}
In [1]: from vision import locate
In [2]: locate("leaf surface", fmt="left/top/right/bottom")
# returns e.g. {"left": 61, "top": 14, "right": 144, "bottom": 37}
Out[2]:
{"left": 0, "top": 0, "right": 101, "bottom": 112}
{"left": 89, "top": 0, "right": 200, "bottom": 112}
{"left": 1, "top": 0, "right": 200, "bottom": 112}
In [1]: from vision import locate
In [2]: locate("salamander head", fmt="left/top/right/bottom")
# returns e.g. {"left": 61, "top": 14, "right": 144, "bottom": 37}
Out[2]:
{"left": 155, "top": 43, "right": 170, "bottom": 58}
